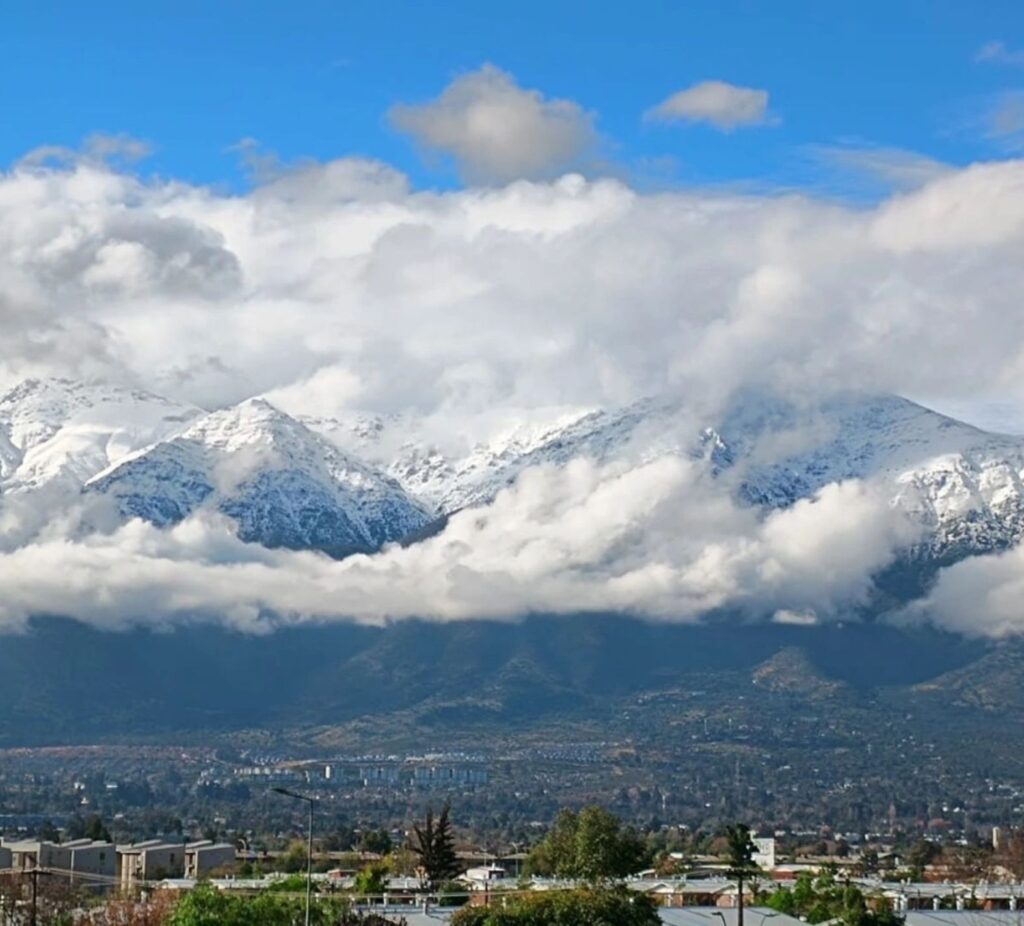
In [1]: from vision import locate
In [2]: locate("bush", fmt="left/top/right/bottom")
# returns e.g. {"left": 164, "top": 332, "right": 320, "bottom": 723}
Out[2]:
{"left": 169, "top": 883, "right": 348, "bottom": 926}
{"left": 451, "top": 887, "right": 660, "bottom": 926}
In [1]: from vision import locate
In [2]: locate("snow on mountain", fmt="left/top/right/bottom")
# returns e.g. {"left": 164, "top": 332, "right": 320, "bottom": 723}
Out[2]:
{"left": 88, "top": 398, "right": 432, "bottom": 556}
{"left": 304, "top": 389, "right": 1024, "bottom": 558}
{"left": 301, "top": 400, "right": 692, "bottom": 515}
{"left": 715, "top": 392, "right": 1024, "bottom": 555}
{"left": 3, "top": 376, "right": 1024, "bottom": 566}
{"left": 0, "top": 378, "right": 202, "bottom": 495}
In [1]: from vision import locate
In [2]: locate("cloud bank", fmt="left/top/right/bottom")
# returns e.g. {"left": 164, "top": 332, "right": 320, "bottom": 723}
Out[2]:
{"left": 0, "top": 460, "right": 914, "bottom": 632}
{"left": 7, "top": 153, "right": 1024, "bottom": 420}
{"left": 5, "top": 143, "right": 1024, "bottom": 634}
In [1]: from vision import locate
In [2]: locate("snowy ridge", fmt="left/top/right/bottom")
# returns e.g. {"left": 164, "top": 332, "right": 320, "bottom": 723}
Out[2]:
{"left": 0, "top": 378, "right": 201, "bottom": 495}
{"left": 88, "top": 398, "right": 431, "bottom": 556}
{"left": 2, "top": 376, "right": 1024, "bottom": 564}
{"left": 302, "top": 399, "right": 692, "bottom": 514}
{"left": 302, "top": 389, "right": 1024, "bottom": 557}
{"left": 716, "top": 392, "right": 1024, "bottom": 555}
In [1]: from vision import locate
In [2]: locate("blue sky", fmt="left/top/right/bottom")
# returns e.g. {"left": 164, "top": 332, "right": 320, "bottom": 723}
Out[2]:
{"left": 4, "top": 0, "right": 1024, "bottom": 193}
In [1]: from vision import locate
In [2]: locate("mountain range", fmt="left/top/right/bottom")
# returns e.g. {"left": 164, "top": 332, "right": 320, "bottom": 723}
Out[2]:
{"left": 2, "top": 378, "right": 1024, "bottom": 746}
{"left": 3, "top": 376, "right": 1024, "bottom": 565}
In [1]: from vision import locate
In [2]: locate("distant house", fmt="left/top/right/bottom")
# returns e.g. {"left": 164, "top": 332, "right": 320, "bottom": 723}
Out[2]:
{"left": 463, "top": 865, "right": 507, "bottom": 888}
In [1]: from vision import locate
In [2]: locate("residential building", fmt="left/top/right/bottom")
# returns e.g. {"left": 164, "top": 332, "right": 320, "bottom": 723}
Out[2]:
{"left": 184, "top": 840, "right": 236, "bottom": 877}
{"left": 117, "top": 841, "right": 185, "bottom": 889}
{"left": 0, "top": 838, "right": 115, "bottom": 884}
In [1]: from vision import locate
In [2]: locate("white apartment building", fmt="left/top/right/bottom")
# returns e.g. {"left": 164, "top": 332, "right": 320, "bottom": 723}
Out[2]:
{"left": 184, "top": 840, "right": 236, "bottom": 877}
{"left": 0, "top": 838, "right": 116, "bottom": 884}
{"left": 117, "top": 840, "right": 185, "bottom": 889}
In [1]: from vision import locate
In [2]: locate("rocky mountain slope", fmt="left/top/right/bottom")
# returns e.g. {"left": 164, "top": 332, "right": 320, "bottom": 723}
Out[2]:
{"left": 3, "top": 376, "right": 1024, "bottom": 564}
{"left": 304, "top": 390, "right": 1024, "bottom": 558}
{"left": 0, "top": 378, "right": 200, "bottom": 494}
{"left": 87, "top": 398, "right": 431, "bottom": 556}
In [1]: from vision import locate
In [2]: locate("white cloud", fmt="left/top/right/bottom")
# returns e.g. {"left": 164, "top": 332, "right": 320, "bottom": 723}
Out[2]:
{"left": 645, "top": 80, "right": 774, "bottom": 130}
{"left": 908, "top": 544, "right": 1024, "bottom": 638}
{"left": 5, "top": 152, "right": 1024, "bottom": 430}
{"left": 4, "top": 146, "right": 1024, "bottom": 632}
{"left": 976, "top": 40, "right": 1024, "bottom": 67}
{"left": 389, "top": 64, "right": 598, "bottom": 183}
{"left": 986, "top": 92, "right": 1024, "bottom": 150}
{"left": 0, "top": 463, "right": 913, "bottom": 632}
{"left": 810, "top": 144, "right": 952, "bottom": 192}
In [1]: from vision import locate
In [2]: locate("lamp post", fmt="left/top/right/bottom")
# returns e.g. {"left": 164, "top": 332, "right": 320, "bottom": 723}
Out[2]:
{"left": 272, "top": 787, "right": 315, "bottom": 926}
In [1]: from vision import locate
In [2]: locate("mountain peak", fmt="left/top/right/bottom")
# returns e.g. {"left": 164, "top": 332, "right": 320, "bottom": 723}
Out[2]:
{"left": 89, "top": 393, "right": 431, "bottom": 556}
{"left": 0, "top": 376, "right": 202, "bottom": 493}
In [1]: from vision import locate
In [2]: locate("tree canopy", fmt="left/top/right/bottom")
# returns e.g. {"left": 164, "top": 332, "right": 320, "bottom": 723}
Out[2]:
{"left": 412, "top": 802, "right": 461, "bottom": 888}
{"left": 451, "top": 887, "right": 660, "bottom": 926}
{"left": 767, "top": 870, "right": 904, "bottom": 926}
{"left": 168, "top": 883, "right": 397, "bottom": 926}
{"left": 725, "top": 823, "right": 757, "bottom": 877}
{"left": 525, "top": 807, "right": 650, "bottom": 882}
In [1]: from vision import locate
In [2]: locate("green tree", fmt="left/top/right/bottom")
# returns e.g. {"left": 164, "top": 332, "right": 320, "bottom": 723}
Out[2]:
{"left": 905, "top": 839, "right": 940, "bottom": 878}
{"left": 354, "top": 861, "right": 389, "bottom": 898}
{"left": 84, "top": 813, "right": 112, "bottom": 842}
{"left": 412, "top": 802, "right": 461, "bottom": 889}
{"left": 324, "top": 825, "right": 357, "bottom": 852}
{"left": 725, "top": 824, "right": 758, "bottom": 926}
{"left": 280, "top": 839, "right": 309, "bottom": 873}
{"left": 265, "top": 873, "right": 319, "bottom": 893}
{"left": 525, "top": 806, "right": 649, "bottom": 882}
{"left": 170, "top": 882, "right": 360, "bottom": 926}
{"left": 766, "top": 870, "right": 903, "bottom": 926}
{"left": 451, "top": 886, "right": 659, "bottom": 926}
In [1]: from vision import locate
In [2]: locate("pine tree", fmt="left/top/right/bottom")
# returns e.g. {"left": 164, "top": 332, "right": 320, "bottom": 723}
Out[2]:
{"left": 412, "top": 802, "right": 461, "bottom": 889}
{"left": 726, "top": 823, "right": 758, "bottom": 926}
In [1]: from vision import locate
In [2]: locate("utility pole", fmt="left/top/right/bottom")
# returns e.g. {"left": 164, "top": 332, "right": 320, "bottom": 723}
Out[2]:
{"left": 272, "top": 787, "right": 316, "bottom": 926}
{"left": 29, "top": 866, "right": 38, "bottom": 926}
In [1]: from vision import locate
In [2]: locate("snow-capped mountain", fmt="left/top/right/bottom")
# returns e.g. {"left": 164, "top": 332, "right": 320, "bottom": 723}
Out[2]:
{"left": 0, "top": 378, "right": 201, "bottom": 494}
{"left": 302, "top": 389, "right": 1024, "bottom": 558}
{"left": 88, "top": 398, "right": 431, "bottom": 556}
{"left": 716, "top": 392, "right": 1024, "bottom": 555}
{"left": 3, "top": 375, "right": 1024, "bottom": 566}
{"left": 300, "top": 399, "right": 691, "bottom": 515}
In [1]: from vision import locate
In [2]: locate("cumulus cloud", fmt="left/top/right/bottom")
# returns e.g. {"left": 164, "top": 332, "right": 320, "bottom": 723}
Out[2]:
{"left": 5, "top": 144, "right": 1024, "bottom": 632}
{"left": 908, "top": 544, "right": 1024, "bottom": 638}
{"left": 645, "top": 80, "right": 774, "bottom": 130}
{"left": 0, "top": 461, "right": 914, "bottom": 632}
{"left": 5, "top": 152, "right": 1024, "bottom": 428}
{"left": 389, "top": 64, "right": 598, "bottom": 183}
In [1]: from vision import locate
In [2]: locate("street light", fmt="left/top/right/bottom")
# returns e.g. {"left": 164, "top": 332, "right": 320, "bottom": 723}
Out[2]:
{"left": 272, "top": 787, "right": 316, "bottom": 926}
